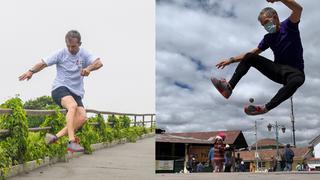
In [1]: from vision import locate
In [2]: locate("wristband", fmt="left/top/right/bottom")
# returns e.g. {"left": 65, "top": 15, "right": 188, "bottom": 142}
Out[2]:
{"left": 29, "top": 69, "right": 36, "bottom": 73}
{"left": 229, "top": 57, "right": 236, "bottom": 63}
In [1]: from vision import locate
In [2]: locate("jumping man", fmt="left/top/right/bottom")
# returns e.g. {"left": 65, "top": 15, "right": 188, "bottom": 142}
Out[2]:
{"left": 211, "top": 0, "right": 305, "bottom": 115}
{"left": 19, "top": 30, "right": 103, "bottom": 152}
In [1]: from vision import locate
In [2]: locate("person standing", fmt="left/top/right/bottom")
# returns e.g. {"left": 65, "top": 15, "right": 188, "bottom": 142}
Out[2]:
{"left": 234, "top": 153, "right": 241, "bottom": 172}
{"left": 270, "top": 155, "right": 277, "bottom": 172}
{"left": 224, "top": 144, "right": 232, "bottom": 172}
{"left": 284, "top": 144, "right": 295, "bottom": 171}
{"left": 213, "top": 135, "right": 225, "bottom": 172}
{"left": 239, "top": 161, "right": 246, "bottom": 172}
{"left": 19, "top": 30, "right": 103, "bottom": 152}
{"left": 208, "top": 146, "right": 215, "bottom": 171}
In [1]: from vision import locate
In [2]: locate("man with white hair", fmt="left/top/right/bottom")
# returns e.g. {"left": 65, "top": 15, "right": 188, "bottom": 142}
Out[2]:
{"left": 19, "top": 30, "right": 103, "bottom": 152}
{"left": 211, "top": 0, "right": 305, "bottom": 115}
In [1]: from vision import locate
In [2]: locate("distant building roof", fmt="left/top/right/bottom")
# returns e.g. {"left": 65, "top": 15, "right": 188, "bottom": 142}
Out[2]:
{"left": 250, "top": 138, "right": 285, "bottom": 149}
{"left": 309, "top": 134, "right": 320, "bottom": 146}
{"left": 156, "top": 130, "right": 248, "bottom": 149}
{"left": 156, "top": 133, "right": 210, "bottom": 144}
{"left": 239, "top": 147, "right": 311, "bottom": 161}
{"left": 169, "top": 130, "right": 243, "bottom": 145}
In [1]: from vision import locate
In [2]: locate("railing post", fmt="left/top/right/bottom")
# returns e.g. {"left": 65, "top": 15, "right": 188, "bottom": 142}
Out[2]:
{"left": 142, "top": 115, "right": 145, "bottom": 127}
{"left": 150, "top": 115, "right": 153, "bottom": 128}
{"left": 123, "top": 115, "right": 126, "bottom": 127}
{"left": 111, "top": 114, "right": 115, "bottom": 128}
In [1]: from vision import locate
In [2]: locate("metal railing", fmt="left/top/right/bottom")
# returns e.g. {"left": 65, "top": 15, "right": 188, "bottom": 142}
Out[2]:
{"left": 0, "top": 108, "right": 155, "bottom": 136}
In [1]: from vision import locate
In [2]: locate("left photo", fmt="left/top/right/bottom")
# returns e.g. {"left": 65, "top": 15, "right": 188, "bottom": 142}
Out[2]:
{"left": 0, "top": 0, "right": 155, "bottom": 179}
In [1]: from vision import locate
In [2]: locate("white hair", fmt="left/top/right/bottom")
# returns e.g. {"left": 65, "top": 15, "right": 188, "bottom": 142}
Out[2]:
{"left": 65, "top": 30, "right": 81, "bottom": 43}
{"left": 258, "top": 7, "right": 278, "bottom": 22}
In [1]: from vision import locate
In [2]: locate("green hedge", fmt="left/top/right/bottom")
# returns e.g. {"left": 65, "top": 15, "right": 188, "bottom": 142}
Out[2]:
{"left": 0, "top": 97, "right": 154, "bottom": 178}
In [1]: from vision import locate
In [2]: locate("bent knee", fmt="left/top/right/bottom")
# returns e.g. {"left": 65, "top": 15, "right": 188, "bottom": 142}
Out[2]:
{"left": 289, "top": 75, "right": 305, "bottom": 87}
{"left": 78, "top": 114, "right": 87, "bottom": 123}
{"left": 295, "top": 76, "right": 305, "bottom": 87}
{"left": 243, "top": 52, "right": 258, "bottom": 62}
{"left": 76, "top": 108, "right": 87, "bottom": 123}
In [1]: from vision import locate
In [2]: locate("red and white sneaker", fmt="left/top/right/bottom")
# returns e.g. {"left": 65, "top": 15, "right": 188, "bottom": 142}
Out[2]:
{"left": 210, "top": 77, "right": 232, "bottom": 99}
{"left": 244, "top": 105, "right": 268, "bottom": 115}
{"left": 67, "top": 141, "right": 84, "bottom": 152}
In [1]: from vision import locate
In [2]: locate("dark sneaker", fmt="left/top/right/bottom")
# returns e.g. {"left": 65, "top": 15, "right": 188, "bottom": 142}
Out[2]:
{"left": 210, "top": 77, "right": 232, "bottom": 99}
{"left": 45, "top": 133, "right": 58, "bottom": 145}
{"left": 244, "top": 105, "right": 268, "bottom": 115}
{"left": 67, "top": 141, "right": 84, "bottom": 152}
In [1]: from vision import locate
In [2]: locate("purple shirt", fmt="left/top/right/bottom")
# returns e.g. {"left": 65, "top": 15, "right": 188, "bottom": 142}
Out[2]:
{"left": 258, "top": 18, "right": 304, "bottom": 71}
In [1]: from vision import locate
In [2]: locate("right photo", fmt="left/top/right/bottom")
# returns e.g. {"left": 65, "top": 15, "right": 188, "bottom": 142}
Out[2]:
{"left": 156, "top": 0, "right": 320, "bottom": 177}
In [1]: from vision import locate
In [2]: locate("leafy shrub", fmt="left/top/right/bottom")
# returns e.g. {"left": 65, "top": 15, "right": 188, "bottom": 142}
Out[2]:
{"left": 0, "top": 145, "right": 12, "bottom": 177}
{"left": 76, "top": 123, "right": 99, "bottom": 154}
{"left": 24, "top": 133, "right": 48, "bottom": 162}
{"left": 0, "top": 98, "right": 28, "bottom": 164}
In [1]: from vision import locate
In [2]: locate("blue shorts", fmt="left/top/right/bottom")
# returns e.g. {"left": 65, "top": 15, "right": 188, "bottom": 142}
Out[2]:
{"left": 51, "top": 86, "right": 84, "bottom": 108}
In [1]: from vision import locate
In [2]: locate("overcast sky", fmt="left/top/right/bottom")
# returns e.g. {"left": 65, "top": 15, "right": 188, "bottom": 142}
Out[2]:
{"left": 156, "top": 0, "right": 320, "bottom": 147}
{"left": 0, "top": 0, "right": 155, "bottom": 115}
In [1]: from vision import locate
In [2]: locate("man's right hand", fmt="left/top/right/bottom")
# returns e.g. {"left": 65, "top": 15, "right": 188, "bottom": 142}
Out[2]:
{"left": 19, "top": 71, "right": 33, "bottom": 81}
{"left": 216, "top": 59, "right": 231, "bottom": 69}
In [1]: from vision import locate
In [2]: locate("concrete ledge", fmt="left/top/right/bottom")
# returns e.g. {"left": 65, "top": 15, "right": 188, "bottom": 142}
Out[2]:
{"left": 5, "top": 157, "right": 59, "bottom": 178}
{"left": 3, "top": 132, "right": 155, "bottom": 179}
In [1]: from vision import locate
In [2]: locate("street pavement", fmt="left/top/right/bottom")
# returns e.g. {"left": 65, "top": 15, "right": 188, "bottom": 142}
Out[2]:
{"left": 9, "top": 137, "right": 155, "bottom": 180}
{"left": 156, "top": 172, "right": 320, "bottom": 180}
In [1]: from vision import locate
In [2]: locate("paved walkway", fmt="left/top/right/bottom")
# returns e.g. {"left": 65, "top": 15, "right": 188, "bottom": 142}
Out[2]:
{"left": 9, "top": 137, "right": 154, "bottom": 180}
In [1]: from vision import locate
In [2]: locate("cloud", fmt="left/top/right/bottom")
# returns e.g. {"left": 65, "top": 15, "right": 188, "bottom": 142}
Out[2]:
{"left": 156, "top": 0, "right": 320, "bottom": 147}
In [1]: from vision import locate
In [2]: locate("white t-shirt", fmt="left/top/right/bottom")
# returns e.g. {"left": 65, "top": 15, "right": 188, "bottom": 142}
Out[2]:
{"left": 43, "top": 48, "right": 97, "bottom": 98}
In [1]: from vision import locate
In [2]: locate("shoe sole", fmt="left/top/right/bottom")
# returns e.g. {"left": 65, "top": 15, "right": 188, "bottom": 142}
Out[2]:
{"left": 44, "top": 140, "right": 57, "bottom": 145}
{"left": 67, "top": 148, "right": 84, "bottom": 153}
{"left": 45, "top": 137, "right": 58, "bottom": 145}
{"left": 244, "top": 105, "right": 267, "bottom": 116}
{"left": 210, "top": 77, "right": 231, "bottom": 99}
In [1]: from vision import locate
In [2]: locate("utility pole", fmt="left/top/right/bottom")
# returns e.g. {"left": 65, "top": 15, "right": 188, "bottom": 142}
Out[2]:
{"left": 254, "top": 117, "right": 264, "bottom": 171}
{"left": 268, "top": 122, "right": 286, "bottom": 172}
{"left": 255, "top": 120, "right": 258, "bottom": 170}
{"left": 290, "top": 97, "right": 296, "bottom": 148}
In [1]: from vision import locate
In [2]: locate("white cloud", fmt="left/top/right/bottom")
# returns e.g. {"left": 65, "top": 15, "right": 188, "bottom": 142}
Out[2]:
{"left": 156, "top": 0, "right": 320, "bottom": 146}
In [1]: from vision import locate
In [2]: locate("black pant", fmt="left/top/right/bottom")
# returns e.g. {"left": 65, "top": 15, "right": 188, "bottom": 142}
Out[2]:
{"left": 229, "top": 53, "right": 305, "bottom": 111}
{"left": 224, "top": 164, "right": 232, "bottom": 172}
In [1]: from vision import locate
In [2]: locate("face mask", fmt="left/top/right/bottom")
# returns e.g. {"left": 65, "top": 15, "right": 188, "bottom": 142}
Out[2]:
{"left": 264, "top": 21, "right": 277, "bottom": 33}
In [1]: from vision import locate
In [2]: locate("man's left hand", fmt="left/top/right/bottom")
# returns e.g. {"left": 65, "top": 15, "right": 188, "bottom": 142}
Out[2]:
{"left": 81, "top": 68, "right": 91, "bottom": 76}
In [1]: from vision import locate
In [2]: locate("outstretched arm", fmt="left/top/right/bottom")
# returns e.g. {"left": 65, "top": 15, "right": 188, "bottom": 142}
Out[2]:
{"left": 81, "top": 58, "right": 103, "bottom": 76}
{"left": 267, "top": 0, "right": 303, "bottom": 23}
{"left": 215, "top": 48, "right": 262, "bottom": 69}
{"left": 19, "top": 60, "right": 47, "bottom": 81}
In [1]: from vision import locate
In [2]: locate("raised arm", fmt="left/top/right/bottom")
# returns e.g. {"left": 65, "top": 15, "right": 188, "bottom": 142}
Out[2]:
{"left": 267, "top": 0, "right": 303, "bottom": 23}
{"left": 216, "top": 48, "right": 262, "bottom": 69}
{"left": 80, "top": 58, "right": 103, "bottom": 76}
{"left": 19, "top": 60, "right": 47, "bottom": 81}
{"left": 281, "top": 0, "right": 303, "bottom": 23}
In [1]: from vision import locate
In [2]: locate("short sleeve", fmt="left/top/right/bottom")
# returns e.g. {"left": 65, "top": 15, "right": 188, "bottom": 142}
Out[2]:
{"left": 283, "top": 17, "right": 299, "bottom": 32}
{"left": 43, "top": 49, "right": 63, "bottom": 66}
{"left": 82, "top": 49, "right": 98, "bottom": 68}
{"left": 258, "top": 35, "right": 270, "bottom": 51}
